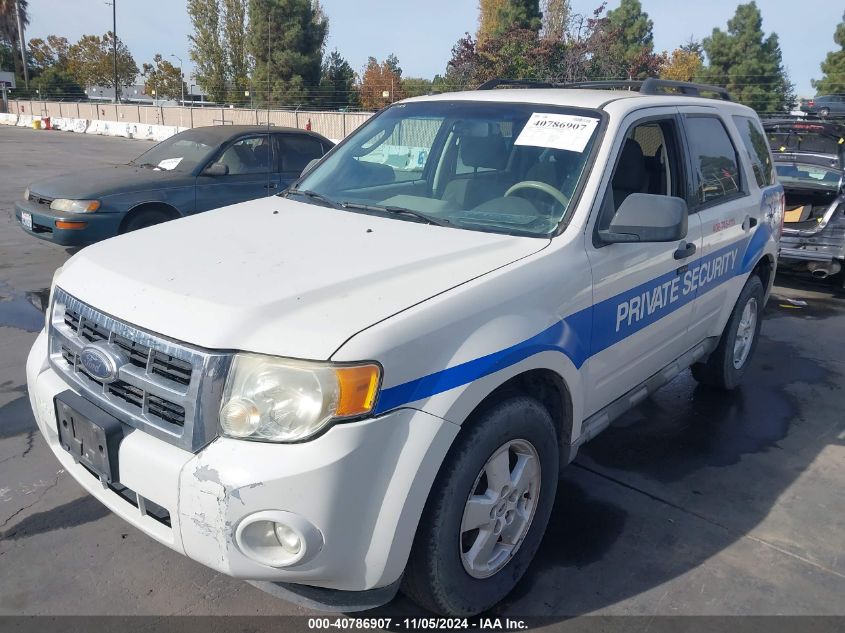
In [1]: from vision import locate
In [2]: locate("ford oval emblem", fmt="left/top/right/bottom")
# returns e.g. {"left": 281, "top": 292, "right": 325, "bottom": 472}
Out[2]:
{"left": 79, "top": 342, "right": 126, "bottom": 383}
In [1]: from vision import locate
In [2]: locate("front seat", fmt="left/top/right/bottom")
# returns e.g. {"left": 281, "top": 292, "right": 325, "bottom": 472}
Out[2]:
{"left": 443, "top": 136, "right": 509, "bottom": 209}
{"left": 611, "top": 139, "right": 649, "bottom": 208}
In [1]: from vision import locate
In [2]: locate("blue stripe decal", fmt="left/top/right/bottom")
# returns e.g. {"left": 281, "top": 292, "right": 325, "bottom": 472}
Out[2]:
{"left": 374, "top": 227, "right": 771, "bottom": 414}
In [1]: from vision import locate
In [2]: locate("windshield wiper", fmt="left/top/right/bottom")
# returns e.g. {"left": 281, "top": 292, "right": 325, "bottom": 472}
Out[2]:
{"left": 131, "top": 162, "right": 159, "bottom": 169}
{"left": 340, "top": 201, "right": 453, "bottom": 227}
{"left": 284, "top": 188, "right": 343, "bottom": 209}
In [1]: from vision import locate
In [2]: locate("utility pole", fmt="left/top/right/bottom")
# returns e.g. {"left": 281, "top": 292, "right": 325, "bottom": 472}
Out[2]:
{"left": 110, "top": 0, "right": 119, "bottom": 102}
{"left": 14, "top": 0, "right": 28, "bottom": 89}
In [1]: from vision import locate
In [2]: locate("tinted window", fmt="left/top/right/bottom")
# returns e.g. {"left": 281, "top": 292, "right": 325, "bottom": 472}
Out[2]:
{"left": 279, "top": 135, "right": 325, "bottom": 173}
{"left": 733, "top": 116, "right": 775, "bottom": 187}
{"left": 685, "top": 116, "right": 741, "bottom": 205}
{"left": 217, "top": 135, "right": 272, "bottom": 175}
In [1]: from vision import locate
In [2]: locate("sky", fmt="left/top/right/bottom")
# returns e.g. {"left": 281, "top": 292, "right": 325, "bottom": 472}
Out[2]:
{"left": 22, "top": 0, "right": 843, "bottom": 97}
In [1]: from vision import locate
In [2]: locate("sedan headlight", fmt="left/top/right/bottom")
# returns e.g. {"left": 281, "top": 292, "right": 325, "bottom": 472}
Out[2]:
{"left": 219, "top": 353, "right": 381, "bottom": 443}
{"left": 49, "top": 199, "right": 101, "bottom": 213}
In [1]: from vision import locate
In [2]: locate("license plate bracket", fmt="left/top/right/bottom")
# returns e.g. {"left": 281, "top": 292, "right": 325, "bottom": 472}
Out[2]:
{"left": 21, "top": 211, "right": 33, "bottom": 230}
{"left": 55, "top": 391, "right": 129, "bottom": 484}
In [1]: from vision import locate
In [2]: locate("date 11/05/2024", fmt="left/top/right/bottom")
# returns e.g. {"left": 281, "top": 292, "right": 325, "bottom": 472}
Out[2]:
{"left": 307, "top": 617, "right": 529, "bottom": 630}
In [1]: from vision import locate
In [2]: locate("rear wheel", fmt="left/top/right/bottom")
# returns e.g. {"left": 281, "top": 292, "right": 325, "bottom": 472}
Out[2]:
{"left": 402, "top": 397, "right": 558, "bottom": 616}
{"left": 819, "top": 107, "right": 831, "bottom": 118}
{"left": 121, "top": 208, "right": 174, "bottom": 233}
{"left": 691, "top": 275, "right": 764, "bottom": 390}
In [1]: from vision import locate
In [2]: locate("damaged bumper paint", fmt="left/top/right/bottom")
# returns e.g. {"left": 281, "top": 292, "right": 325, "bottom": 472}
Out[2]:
{"left": 26, "top": 329, "right": 459, "bottom": 592}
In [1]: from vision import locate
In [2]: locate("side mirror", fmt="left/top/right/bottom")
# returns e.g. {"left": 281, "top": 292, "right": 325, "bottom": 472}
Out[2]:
{"left": 203, "top": 163, "right": 229, "bottom": 177}
{"left": 599, "top": 193, "right": 688, "bottom": 244}
{"left": 301, "top": 158, "right": 320, "bottom": 177}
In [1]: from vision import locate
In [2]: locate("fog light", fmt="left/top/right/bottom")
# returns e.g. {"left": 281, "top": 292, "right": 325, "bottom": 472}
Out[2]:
{"left": 274, "top": 523, "right": 302, "bottom": 555}
{"left": 234, "top": 510, "right": 323, "bottom": 568}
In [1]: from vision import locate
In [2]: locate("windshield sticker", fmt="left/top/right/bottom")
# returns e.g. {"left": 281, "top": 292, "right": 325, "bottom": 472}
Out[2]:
{"left": 514, "top": 113, "right": 599, "bottom": 152}
{"left": 157, "top": 157, "right": 183, "bottom": 170}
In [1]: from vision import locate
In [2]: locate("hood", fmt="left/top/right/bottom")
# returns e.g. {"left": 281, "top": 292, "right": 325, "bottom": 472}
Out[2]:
{"left": 29, "top": 165, "right": 188, "bottom": 199}
{"left": 56, "top": 197, "right": 548, "bottom": 359}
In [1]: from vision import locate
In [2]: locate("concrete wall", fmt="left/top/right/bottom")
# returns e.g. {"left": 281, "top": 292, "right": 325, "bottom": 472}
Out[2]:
{"left": 7, "top": 99, "right": 373, "bottom": 141}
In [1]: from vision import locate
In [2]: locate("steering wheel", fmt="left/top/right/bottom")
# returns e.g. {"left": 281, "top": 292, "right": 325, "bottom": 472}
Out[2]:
{"left": 504, "top": 181, "right": 569, "bottom": 209}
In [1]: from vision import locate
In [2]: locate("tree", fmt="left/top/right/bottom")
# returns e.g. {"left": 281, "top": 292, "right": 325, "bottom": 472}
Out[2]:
{"left": 477, "top": 0, "right": 506, "bottom": 45}
{"left": 700, "top": 2, "right": 795, "bottom": 112}
{"left": 248, "top": 0, "right": 328, "bottom": 107}
{"left": 402, "top": 76, "right": 432, "bottom": 98}
{"left": 445, "top": 32, "right": 479, "bottom": 90}
{"left": 605, "top": 0, "right": 657, "bottom": 78}
{"left": 223, "top": 0, "right": 250, "bottom": 102}
{"left": 499, "top": 0, "right": 542, "bottom": 34}
{"left": 27, "top": 35, "right": 69, "bottom": 72}
{"left": 0, "top": 0, "right": 28, "bottom": 80}
{"left": 31, "top": 66, "right": 84, "bottom": 99}
{"left": 142, "top": 53, "right": 186, "bottom": 100}
{"left": 65, "top": 32, "right": 138, "bottom": 89}
{"left": 359, "top": 56, "right": 405, "bottom": 110}
{"left": 812, "top": 11, "right": 845, "bottom": 94}
{"left": 478, "top": 0, "right": 541, "bottom": 42}
{"left": 541, "top": 0, "right": 569, "bottom": 41}
{"left": 188, "top": 0, "right": 227, "bottom": 102}
{"left": 316, "top": 49, "right": 358, "bottom": 109}
{"left": 660, "top": 48, "right": 703, "bottom": 82}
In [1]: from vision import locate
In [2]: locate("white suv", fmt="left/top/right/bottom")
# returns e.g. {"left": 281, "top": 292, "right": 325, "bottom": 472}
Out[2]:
{"left": 26, "top": 79, "right": 783, "bottom": 616}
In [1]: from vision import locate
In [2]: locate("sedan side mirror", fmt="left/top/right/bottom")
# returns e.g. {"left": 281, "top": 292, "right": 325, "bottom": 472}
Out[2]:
{"left": 203, "top": 163, "right": 229, "bottom": 177}
{"left": 599, "top": 193, "right": 688, "bottom": 243}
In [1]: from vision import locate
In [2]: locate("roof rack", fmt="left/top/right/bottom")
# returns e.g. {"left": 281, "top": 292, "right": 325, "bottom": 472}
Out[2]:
{"left": 476, "top": 77, "right": 732, "bottom": 101}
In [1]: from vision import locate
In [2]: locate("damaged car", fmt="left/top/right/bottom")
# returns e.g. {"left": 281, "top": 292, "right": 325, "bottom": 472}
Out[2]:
{"left": 764, "top": 118, "right": 845, "bottom": 284}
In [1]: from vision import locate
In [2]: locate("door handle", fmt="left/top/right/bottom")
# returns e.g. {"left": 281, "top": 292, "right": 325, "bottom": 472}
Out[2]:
{"left": 742, "top": 216, "right": 758, "bottom": 230}
{"left": 673, "top": 241, "right": 697, "bottom": 260}
{"left": 264, "top": 183, "right": 278, "bottom": 189}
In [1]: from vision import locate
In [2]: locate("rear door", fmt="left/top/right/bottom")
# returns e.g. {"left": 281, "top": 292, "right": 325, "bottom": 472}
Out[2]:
{"left": 678, "top": 108, "right": 760, "bottom": 345}
{"left": 277, "top": 133, "right": 329, "bottom": 188}
{"left": 194, "top": 134, "right": 279, "bottom": 212}
{"left": 584, "top": 109, "right": 703, "bottom": 415}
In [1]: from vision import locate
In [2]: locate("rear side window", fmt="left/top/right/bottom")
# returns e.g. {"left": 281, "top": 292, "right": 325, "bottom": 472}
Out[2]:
{"left": 732, "top": 116, "right": 775, "bottom": 187}
{"left": 684, "top": 116, "right": 741, "bottom": 205}
{"left": 278, "top": 135, "right": 326, "bottom": 173}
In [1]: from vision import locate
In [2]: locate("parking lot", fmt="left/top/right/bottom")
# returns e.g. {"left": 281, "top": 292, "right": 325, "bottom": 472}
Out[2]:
{"left": 0, "top": 124, "right": 844, "bottom": 618}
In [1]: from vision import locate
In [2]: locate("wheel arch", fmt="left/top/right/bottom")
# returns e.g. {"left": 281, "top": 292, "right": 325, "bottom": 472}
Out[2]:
{"left": 752, "top": 252, "right": 776, "bottom": 299}
{"left": 448, "top": 363, "right": 577, "bottom": 468}
{"left": 119, "top": 201, "right": 182, "bottom": 234}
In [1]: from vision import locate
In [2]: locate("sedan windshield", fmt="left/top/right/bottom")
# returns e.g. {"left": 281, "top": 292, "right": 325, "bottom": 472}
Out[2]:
{"left": 130, "top": 132, "right": 217, "bottom": 173}
{"left": 776, "top": 163, "right": 842, "bottom": 191}
{"left": 295, "top": 101, "right": 601, "bottom": 236}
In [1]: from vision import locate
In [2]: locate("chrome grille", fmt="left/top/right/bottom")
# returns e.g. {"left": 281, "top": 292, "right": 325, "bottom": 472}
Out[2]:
{"left": 49, "top": 287, "right": 232, "bottom": 452}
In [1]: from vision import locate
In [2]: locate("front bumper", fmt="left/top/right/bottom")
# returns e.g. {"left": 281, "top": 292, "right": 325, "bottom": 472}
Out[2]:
{"left": 27, "top": 330, "right": 459, "bottom": 592}
{"left": 14, "top": 199, "right": 122, "bottom": 246}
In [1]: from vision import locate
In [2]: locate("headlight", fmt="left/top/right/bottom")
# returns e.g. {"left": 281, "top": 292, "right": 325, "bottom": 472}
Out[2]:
{"left": 23, "top": 187, "right": 30, "bottom": 201}
{"left": 49, "top": 199, "right": 101, "bottom": 213}
{"left": 219, "top": 353, "right": 381, "bottom": 443}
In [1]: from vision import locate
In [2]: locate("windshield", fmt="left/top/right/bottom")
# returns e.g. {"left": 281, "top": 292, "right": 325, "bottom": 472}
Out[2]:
{"left": 130, "top": 132, "right": 217, "bottom": 173}
{"left": 775, "top": 163, "right": 842, "bottom": 190}
{"left": 295, "top": 101, "right": 601, "bottom": 236}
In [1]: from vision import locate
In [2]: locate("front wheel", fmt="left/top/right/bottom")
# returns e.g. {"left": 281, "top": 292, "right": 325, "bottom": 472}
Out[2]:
{"left": 819, "top": 107, "right": 831, "bottom": 118}
{"left": 402, "top": 397, "right": 559, "bottom": 616}
{"left": 691, "top": 274, "right": 764, "bottom": 390}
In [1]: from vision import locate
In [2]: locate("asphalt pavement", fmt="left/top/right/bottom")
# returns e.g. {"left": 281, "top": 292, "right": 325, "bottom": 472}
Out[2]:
{"left": 0, "top": 125, "right": 843, "bottom": 618}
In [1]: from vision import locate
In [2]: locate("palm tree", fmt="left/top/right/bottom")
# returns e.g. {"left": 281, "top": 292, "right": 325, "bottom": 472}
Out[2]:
{"left": 0, "top": 0, "right": 29, "bottom": 80}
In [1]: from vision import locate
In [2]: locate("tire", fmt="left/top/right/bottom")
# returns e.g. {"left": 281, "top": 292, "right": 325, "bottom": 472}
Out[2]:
{"left": 121, "top": 208, "right": 173, "bottom": 233}
{"left": 819, "top": 107, "right": 830, "bottom": 118}
{"left": 402, "top": 396, "right": 559, "bottom": 616}
{"left": 691, "top": 274, "right": 764, "bottom": 390}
